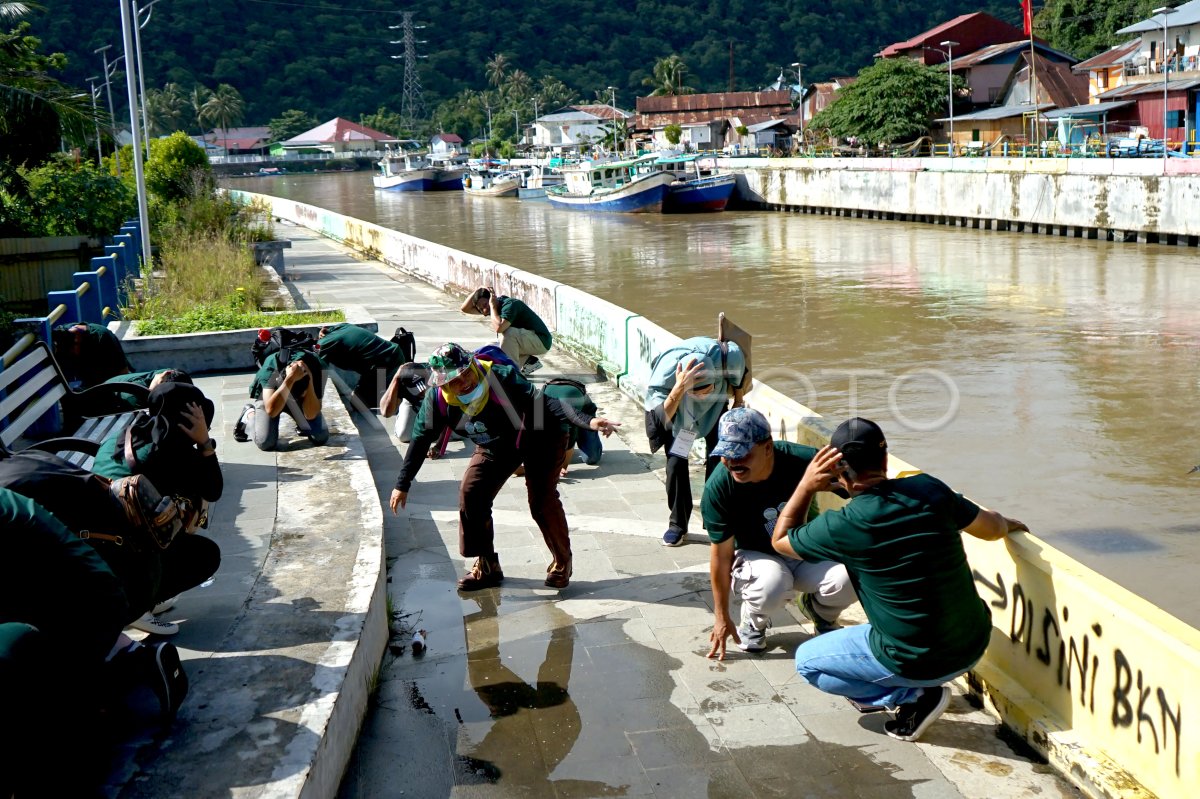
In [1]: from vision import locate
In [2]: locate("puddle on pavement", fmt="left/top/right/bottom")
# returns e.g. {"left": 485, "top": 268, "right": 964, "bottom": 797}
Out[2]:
{"left": 341, "top": 591, "right": 937, "bottom": 798}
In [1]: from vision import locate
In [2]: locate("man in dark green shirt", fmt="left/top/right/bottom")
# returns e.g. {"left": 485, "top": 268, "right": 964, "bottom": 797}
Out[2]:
{"left": 700, "top": 408, "right": 856, "bottom": 659}
{"left": 317, "top": 323, "right": 406, "bottom": 408}
{"left": 771, "top": 417, "right": 1027, "bottom": 742}
{"left": 462, "top": 287, "right": 552, "bottom": 374}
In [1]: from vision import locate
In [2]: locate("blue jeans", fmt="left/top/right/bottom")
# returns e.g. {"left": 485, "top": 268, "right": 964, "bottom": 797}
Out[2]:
{"left": 794, "top": 623, "right": 977, "bottom": 709}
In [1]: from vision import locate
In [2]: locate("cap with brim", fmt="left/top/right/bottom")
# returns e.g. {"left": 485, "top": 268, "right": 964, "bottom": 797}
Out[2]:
{"left": 428, "top": 343, "right": 474, "bottom": 387}
{"left": 710, "top": 407, "right": 771, "bottom": 460}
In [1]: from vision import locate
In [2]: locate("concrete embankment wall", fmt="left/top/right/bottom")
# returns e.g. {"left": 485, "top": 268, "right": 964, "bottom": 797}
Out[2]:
{"left": 234, "top": 190, "right": 1200, "bottom": 799}
{"left": 730, "top": 156, "right": 1200, "bottom": 245}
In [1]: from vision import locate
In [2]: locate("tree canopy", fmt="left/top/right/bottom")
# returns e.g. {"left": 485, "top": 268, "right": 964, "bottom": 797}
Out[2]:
{"left": 1036, "top": 0, "right": 1159, "bottom": 60}
{"left": 809, "top": 57, "right": 966, "bottom": 146}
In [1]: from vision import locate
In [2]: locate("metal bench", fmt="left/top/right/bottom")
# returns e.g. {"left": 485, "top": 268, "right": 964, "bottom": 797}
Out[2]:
{"left": 0, "top": 341, "right": 149, "bottom": 469}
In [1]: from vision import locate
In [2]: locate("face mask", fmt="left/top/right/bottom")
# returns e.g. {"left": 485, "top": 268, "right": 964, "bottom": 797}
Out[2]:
{"left": 456, "top": 382, "right": 486, "bottom": 405}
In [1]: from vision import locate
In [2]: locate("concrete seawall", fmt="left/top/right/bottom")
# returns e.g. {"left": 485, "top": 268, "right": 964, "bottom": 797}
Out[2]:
{"left": 233, "top": 189, "right": 1200, "bottom": 799}
{"left": 728, "top": 156, "right": 1200, "bottom": 246}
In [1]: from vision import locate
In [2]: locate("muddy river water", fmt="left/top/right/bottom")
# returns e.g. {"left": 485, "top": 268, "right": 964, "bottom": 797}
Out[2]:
{"left": 241, "top": 171, "right": 1200, "bottom": 626}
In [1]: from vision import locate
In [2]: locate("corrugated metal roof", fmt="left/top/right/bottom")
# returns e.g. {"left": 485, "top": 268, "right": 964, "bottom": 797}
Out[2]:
{"left": 1043, "top": 100, "right": 1136, "bottom": 118}
{"left": 1117, "top": 0, "right": 1200, "bottom": 34}
{"left": 937, "top": 103, "right": 1052, "bottom": 122}
{"left": 1072, "top": 39, "right": 1142, "bottom": 72}
{"left": 878, "top": 12, "right": 977, "bottom": 57}
{"left": 636, "top": 90, "right": 791, "bottom": 113}
{"left": 1097, "top": 77, "right": 1200, "bottom": 99}
{"left": 950, "top": 40, "right": 1076, "bottom": 68}
{"left": 573, "top": 104, "right": 630, "bottom": 120}
{"left": 745, "top": 118, "right": 787, "bottom": 133}
{"left": 285, "top": 117, "right": 399, "bottom": 145}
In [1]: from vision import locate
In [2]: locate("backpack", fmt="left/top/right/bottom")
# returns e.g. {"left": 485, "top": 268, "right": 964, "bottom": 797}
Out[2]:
{"left": 390, "top": 327, "right": 416, "bottom": 363}
{"left": 107, "top": 473, "right": 188, "bottom": 550}
{"left": 252, "top": 327, "right": 319, "bottom": 369}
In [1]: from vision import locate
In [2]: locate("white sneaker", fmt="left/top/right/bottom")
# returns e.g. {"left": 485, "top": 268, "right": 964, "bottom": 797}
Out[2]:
{"left": 128, "top": 611, "right": 179, "bottom": 636}
{"left": 153, "top": 595, "right": 179, "bottom": 615}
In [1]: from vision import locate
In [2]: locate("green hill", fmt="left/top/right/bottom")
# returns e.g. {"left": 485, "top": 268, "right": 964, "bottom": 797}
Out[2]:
{"left": 29, "top": 0, "right": 1027, "bottom": 133}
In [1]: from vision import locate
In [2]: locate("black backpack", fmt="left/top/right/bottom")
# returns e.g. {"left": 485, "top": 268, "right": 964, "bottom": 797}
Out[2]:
{"left": 390, "top": 327, "right": 416, "bottom": 363}
{"left": 252, "top": 327, "right": 319, "bottom": 368}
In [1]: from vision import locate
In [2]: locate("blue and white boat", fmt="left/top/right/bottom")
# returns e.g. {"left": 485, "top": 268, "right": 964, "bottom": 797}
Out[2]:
{"left": 517, "top": 164, "right": 565, "bottom": 200}
{"left": 462, "top": 162, "right": 522, "bottom": 197}
{"left": 656, "top": 154, "right": 736, "bottom": 213}
{"left": 373, "top": 150, "right": 438, "bottom": 192}
{"left": 546, "top": 157, "right": 675, "bottom": 213}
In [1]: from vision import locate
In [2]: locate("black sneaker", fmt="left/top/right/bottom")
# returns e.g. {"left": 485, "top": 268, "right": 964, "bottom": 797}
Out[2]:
{"left": 884, "top": 685, "right": 951, "bottom": 742}
{"left": 145, "top": 641, "right": 189, "bottom": 721}
{"left": 521, "top": 356, "right": 543, "bottom": 375}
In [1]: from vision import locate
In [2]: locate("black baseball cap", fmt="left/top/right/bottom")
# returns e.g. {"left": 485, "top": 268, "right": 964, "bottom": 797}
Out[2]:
{"left": 830, "top": 417, "right": 887, "bottom": 472}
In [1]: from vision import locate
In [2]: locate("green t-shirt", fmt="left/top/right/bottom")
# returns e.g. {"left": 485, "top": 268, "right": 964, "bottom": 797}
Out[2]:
{"left": 701, "top": 441, "right": 819, "bottom": 555}
{"left": 249, "top": 351, "right": 324, "bottom": 401}
{"left": 787, "top": 473, "right": 986, "bottom": 680}
{"left": 317, "top": 323, "right": 402, "bottom": 373}
{"left": 499, "top": 297, "right": 552, "bottom": 350}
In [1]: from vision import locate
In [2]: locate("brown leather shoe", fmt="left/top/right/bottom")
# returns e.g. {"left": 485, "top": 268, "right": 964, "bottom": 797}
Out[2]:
{"left": 457, "top": 556, "right": 503, "bottom": 591}
{"left": 544, "top": 561, "right": 572, "bottom": 589}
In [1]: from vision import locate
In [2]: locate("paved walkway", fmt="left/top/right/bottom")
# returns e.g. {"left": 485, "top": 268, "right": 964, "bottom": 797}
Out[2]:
{"left": 106, "top": 221, "right": 1080, "bottom": 798}
{"left": 275, "top": 223, "right": 1077, "bottom": 799}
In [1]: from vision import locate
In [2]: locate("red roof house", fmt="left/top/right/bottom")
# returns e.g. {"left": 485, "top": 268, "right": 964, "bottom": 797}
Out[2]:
{"left": 283, "top": 117, "right": 400, "bottom": 153}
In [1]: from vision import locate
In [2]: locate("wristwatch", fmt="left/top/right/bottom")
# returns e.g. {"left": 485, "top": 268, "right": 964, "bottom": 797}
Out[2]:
{"left": 198, "top": 438, "right": 217, "bottom": 455}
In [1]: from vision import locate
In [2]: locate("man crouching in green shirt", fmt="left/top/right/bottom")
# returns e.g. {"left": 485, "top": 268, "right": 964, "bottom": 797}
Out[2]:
{"left": 771, "top": 417, "right": 1027, "bottom": 742}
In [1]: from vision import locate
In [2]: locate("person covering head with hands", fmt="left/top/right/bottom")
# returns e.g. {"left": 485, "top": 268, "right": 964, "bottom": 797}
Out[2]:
{"left": 644, "top": 337, "right": 746, "bottom": 547}
{"left": 461, "top": 287, "right": 552, "bottom": 375}
{"left": 245, "top": 348, "right": 328, "bottom": 451}
{"left": 702, "top": 408, "right": 857, "bottom": 660}
{"left": 770, "top": 418, "right": 1028, "bottom": 742}
{"left": 389, "top": 343, "right": 620, "bottom": 591}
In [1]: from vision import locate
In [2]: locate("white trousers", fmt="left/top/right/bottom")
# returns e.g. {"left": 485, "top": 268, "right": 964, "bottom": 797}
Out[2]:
{"left": 731, "top": 549, "right": 857, "bottom": 632}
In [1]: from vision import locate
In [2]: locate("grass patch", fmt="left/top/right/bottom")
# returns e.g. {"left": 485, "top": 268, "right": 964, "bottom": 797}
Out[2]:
{"left": 125, "top": 229, "right": 344, "bottom": 334}
{"left": 136, "top": 307, "right": 343, "bottom": 336}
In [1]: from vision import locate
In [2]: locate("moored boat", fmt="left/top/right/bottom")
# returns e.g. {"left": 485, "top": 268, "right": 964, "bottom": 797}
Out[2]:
{"left": 373, "top": 149, "right": 438, "bottom": 192}
{"left": 517, "top": 164, "right": 565, "bottom": 200}
{"left": 652, "top": 154, "right": 737, "bottom": 212}
{"left": 546, "top": 157, "right": 674, "bottom": 213}
{"left": 462, "top": 161, "right": 522, "bottom": 198}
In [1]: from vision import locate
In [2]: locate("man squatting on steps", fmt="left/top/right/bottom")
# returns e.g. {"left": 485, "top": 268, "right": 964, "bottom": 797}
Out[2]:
{"left": 388, "top": 343, "right": 620, "bottom": 590}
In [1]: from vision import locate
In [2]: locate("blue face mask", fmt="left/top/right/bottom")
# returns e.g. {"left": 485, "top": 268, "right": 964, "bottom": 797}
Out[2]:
{"left": 456, "top": 382, "right": 486, "bottom": 404}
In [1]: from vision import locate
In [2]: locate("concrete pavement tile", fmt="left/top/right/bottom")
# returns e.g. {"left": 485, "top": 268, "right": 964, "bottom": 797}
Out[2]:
{"left": 547, "top": 753, "right": 653, "bottom": 797}
{"left": 774, "top": 680, "right": 846, "bottom": 715}
{"left": 641, "top": 760, "right": 751, "bottom": 797}
{"left": 705, "top": 699, "right": 811, "bottom": 747}
{"left": 671, "top": 656, "right": 783, "bottom": 710}
{"left": 582, "top": 640, "right": 670, "bottom": 675}
{"left": 607, "top": 552, "right": 679, "bottom": 577}
{"left": 556, "top": 664, "right": 682, "bottom": 704}
{"left": 530, "top": 704, "right": 635, "bottom": 762}
{"left": 796, "top": 711, "right": 951, "bottom": 783}
{"left": 637, "top": 594, "right": 714, "bottom": 628}
{"left": 628, "top": 725, "right": 731, "bottom": 771}
{"left": 574, "top": 617, "right": 655, "bottom": 647}
{"left": 650, "top": 622, "right": 713, "bottom": 656}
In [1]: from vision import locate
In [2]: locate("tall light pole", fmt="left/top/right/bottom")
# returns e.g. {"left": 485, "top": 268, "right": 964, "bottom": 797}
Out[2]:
{"left": 607, "top": 86, "right": 618, "bottom": 154}
{"left": 95, "top": 45, "right": 124, "bottom": 175}
{"left": 790, "top": 61, "right": 806, "bottom": 145}
{"left": 513, "top": 109, "right": 520, "bottom": 145}
{"left": 120, "top": 0, "right": 152, "bottom": 272}
{"left": 940, "top": 40, "right": 958, "bottom": 156}
{"left": 530, "top": 96, "right": 540, "bottom": 149}
{"left": 133, "top": 0, "right": 162, "bottom": 161}
{"left": 87, "top": 76, "right": 103, "bottom": 166}
{"left": 1154, "top": 6, "right": 1176, "bottom": 161}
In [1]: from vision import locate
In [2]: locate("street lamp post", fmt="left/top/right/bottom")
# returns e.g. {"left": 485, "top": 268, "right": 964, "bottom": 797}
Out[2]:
{"left": 530, "top": 96, "right": 540, "bottom": 149}
{"left": 940, "top": 40, "right": 958, "bottom": 156}
{"left": 513, "top": 109, "right": 520, "bottom": 145}
{"left": 87, "top": 76, "right": 103, "bottom": 166}
{"left": 95, "top": 45, "right": 124, "bottom": 175}
{"left": 607, "top": 86, "right": 619, "bottom": 154}
{"left": 120, "top": 0, "right": 152, "bottom": 272}
{"left": 790, "top": 62, "right": 806, "bottom": 144}
{"left": 1153, "top": 6, "right": 1176, "bottom": 161}
{"left": 133, "top": 0, "right": 162, "bottom": 161}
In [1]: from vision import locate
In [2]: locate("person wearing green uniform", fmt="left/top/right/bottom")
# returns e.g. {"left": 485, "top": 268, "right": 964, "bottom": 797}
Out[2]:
{"left": 701, "top": 408, "right": 856, "bottom": 659}
{"left": 317, "top": 323, "right": 406, "bottom": 408}
{"left": 103, "top": 368, "right": 191, "bottom": 409}
{"left": 771, "top": 417, "right": 1027, "bottom": 742}
{"left": 52, "top": 321, "right": 133, "bottom": 387}
{"left": 246, "top": 348, "right": 327, "bottom": 450}
{"left": 462, "top": 287, "right": 552, "bottom": 374}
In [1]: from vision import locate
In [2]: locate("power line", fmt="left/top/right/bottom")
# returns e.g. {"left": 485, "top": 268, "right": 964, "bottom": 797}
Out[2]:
{"left": 240, "top": 0, "right": 401, "bottom": 14}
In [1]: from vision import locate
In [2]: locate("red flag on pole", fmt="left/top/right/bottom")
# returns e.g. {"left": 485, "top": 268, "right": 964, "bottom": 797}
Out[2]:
{"left": 1021, "top": 0, "right": 1033, "bottom": 36}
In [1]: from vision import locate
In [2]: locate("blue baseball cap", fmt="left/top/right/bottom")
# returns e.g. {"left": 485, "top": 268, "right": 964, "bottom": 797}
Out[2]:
{"left": 711, "top": 407, "right": 772, "bottom": 459}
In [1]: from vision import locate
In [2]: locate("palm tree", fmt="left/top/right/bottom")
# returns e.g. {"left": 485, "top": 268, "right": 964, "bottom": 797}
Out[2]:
{"left": 642, "top": 54, "right": 695, "bottom": 97}
{"left": 188, "top": 84, "right": 212, "bottom": 137}
{"left": 145, "top": 82, "right": 186, "bottom": 136}
{"left": 504, "top": 68, "right": 531, "bottom": 103}
{"left": 200, "top": 83, "right": 244, "bottom": 152}
{"left": 485, "top": 53, "right": 509, "bottom": 88}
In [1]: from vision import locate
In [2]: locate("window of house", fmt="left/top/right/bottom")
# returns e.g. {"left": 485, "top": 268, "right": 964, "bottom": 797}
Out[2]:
{"left": 1098, "top": 70, "right": 1109, "bottom": 89}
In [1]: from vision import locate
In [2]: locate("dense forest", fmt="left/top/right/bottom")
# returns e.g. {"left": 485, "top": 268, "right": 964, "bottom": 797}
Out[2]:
{"left": 30, "top": 0, "right": 1030, "bottom": 131}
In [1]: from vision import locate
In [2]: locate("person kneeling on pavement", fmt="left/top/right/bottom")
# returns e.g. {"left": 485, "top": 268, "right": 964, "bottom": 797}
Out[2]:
{"left": 702, "top": 408, "right": 857, "bottom": 659}
{"left": 243, "top": 347, "right": 328, "bottom": 450}
{"left": 771, "top": 418, "right": 1027, "bottom": 742}
{"left": 461, "top": 287, "right": 552, "bottom": 375}
{"left": 644, "top": 336, "right": 746, "bottom": 547}
{"left": 389, "top": 343, "right": 620, "bottom": 590}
